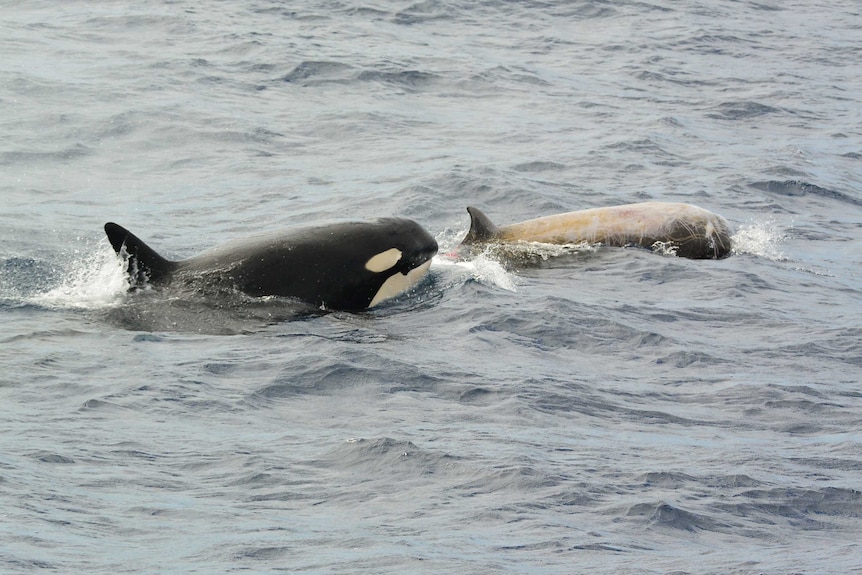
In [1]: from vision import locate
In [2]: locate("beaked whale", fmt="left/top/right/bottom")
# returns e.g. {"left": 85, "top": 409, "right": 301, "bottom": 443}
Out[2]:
{"left": 104, "top": 218, "right": 438, "bottom": 310}
{"left": 460, "top": 202, "right": 732, "bottom": 259}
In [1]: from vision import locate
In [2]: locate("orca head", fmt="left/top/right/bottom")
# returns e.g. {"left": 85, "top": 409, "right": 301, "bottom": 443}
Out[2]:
{"left": 362, "top": 218, "right": 438, "bottom": 307}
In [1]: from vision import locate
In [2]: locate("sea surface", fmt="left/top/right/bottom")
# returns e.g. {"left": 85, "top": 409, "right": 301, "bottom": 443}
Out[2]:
{"left": 2, "top": 1, "right": 861, "bottom": 573}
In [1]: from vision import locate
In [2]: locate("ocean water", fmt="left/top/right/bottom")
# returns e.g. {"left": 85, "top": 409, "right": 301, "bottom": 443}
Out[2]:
{"left": 2, "top": 1, "right": 861, "bottom": 573}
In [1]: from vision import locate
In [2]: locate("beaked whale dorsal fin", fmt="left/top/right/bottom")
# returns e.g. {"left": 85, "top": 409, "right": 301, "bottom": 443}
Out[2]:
{"left": 462, "top": 206, "right": 502, "bottom": 245}
{"left": 104, "top": 222, "right": 177, "bottom": 286}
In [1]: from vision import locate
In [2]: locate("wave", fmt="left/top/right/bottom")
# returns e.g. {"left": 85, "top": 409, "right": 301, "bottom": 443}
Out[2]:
{"left": 751, "top": 180, "right": 862, "bottom": 206}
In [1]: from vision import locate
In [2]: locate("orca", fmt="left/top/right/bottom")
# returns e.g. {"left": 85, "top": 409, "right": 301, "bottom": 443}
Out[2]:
{"left": 104, "top": 218, "right": 438, "bottom": 310}
{"left": 459, "top": 202, "right": 732, "bottom": 259}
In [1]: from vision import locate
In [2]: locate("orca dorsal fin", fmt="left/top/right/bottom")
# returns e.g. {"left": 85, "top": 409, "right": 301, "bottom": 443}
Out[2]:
{"left": 104, "top": 222, "right": 176, "bottom": 286}
{"left": 462, "top": 206, "right": 502, "bottom": 245}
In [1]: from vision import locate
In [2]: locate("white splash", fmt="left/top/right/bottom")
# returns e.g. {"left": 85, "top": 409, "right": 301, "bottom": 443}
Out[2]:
{"left": 32, "top": 241, "right": 129, "bottom": 310}
{"left": 432, "top": 227, "right": 519, "bottom": 293}
{"left": 731, "top": 219, "right": 787, "bottom": 261}
{"left": 432, "top": 253, "right": 518, "bottom": 292}
{"left": 651, "top": 240, "right": 680, "bottom": 257}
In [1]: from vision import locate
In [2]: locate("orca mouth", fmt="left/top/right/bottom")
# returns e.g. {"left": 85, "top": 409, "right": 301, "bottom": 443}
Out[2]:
{"left": 369, "top": 259, "right": 433, "bottom": 308}
{"left": 399, "top": 240, "right": 438, "bottom": 273}
{"left": 415, "top": 253, "right": 437, "bottom": 271}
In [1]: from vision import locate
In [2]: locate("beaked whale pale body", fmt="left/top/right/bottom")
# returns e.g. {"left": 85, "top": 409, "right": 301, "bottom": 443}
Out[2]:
{"left": 460, "top": 202, "right": 732, "bottom": 259}
{"left": 104, "top": 218, "right": 438, "bottom": 310}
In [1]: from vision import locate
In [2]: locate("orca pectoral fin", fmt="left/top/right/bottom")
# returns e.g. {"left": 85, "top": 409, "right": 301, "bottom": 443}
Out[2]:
{"left": 104, "top": 222, "right": 176, "bottom": 286}
{"left": 462, "top": 206, "right": 502, "bottom": 245}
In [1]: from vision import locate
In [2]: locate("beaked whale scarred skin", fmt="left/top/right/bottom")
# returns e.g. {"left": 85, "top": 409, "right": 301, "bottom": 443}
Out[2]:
{"left": 104, "top": 218, "right": 438, "bottom": 310}
{"left": 460, "top": 202, "right": 732, "bottom": 259}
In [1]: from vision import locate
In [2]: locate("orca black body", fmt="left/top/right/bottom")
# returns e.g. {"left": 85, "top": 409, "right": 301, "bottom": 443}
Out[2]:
{"left": 104, "top": 218, "right": 438, "bottom": 310}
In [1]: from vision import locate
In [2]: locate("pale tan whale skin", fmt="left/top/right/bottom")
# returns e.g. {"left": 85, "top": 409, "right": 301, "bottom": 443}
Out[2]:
{"left": 460, "top": 202, "right": 732, "bottom": 259}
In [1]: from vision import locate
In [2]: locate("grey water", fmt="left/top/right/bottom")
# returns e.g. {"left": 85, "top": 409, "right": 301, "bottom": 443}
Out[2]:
{"left": 2, "top": 1, "right": 861, "bottom": 573}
